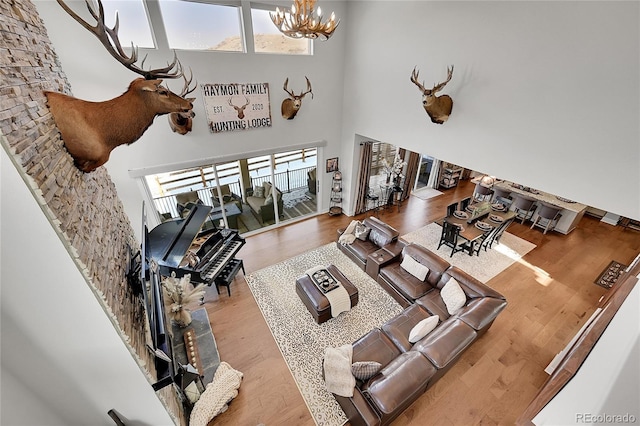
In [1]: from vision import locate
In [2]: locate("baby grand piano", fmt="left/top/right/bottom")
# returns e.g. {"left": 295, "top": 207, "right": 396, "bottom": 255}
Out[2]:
{"left": 148, "top": 204, "right": 245, "bottom": 293}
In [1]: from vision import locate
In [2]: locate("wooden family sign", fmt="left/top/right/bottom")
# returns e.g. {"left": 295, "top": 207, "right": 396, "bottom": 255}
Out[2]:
{"left": 202, "top": 83, "right": 272, "bottom": 133}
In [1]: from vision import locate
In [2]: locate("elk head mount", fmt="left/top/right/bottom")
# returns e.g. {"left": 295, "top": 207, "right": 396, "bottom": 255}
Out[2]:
{"left": 410, "top": 66, "right": 454, "bottom": 124}
{"left": 281, "top": 77, "right": 313, "bottom": 120}
{"left": 44, "top": 0, "right": 197, "bottom": 172}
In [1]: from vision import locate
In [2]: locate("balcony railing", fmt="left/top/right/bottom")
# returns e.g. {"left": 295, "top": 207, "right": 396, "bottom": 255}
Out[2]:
{"left": 152, "top": 165, "right": 316, "bottom": 219}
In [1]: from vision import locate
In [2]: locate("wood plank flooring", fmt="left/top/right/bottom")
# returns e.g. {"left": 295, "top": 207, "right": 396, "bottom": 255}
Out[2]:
{"left": 194, "top": 180, "right": 639, "bottom": 426}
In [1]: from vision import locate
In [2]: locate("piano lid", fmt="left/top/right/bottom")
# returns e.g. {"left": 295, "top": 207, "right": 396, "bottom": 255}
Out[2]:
{"left": 148, "top": 204, "right": 213, "bottom": 268}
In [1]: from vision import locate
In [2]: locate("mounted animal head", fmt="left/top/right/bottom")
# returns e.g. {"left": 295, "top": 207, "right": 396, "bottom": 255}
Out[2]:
{"left": 410, "top": 66, "right": 454, "bottom": 124}
{"left": 228, "top": 96, "right": 250, "bottom": 119}
{"left": 281, "top": 77, "right": 313, "bottom": 120}
{"left": 43, "top": 0, "right": 197, "bottom": 172}
{"left": 168, "top": 70, "right": 197, "bottom": 135}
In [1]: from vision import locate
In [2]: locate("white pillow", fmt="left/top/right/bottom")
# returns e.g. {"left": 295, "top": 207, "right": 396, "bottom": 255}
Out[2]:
{"left": 408, "top": 315, "right": 439, "bottom": 343}
{"left": 400, "top": 255, "right": 429, "bottom": 281}
{"left": 441, "top": 277, "right": 467, "bottom": 315}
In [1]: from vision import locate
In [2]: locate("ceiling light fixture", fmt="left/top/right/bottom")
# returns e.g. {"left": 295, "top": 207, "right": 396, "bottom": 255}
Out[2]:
{"left": 270, "top": 0, "right": 340, "bottom": 40}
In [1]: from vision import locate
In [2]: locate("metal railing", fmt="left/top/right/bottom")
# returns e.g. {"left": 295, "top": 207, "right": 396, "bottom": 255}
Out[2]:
{"left": 152, "top": 165, "right": 316, "bottom": 220}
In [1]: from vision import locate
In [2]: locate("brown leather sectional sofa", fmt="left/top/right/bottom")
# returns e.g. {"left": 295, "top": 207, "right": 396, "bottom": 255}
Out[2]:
{"left": 329, "top": 224, "right": 507, "bottom": 426}
{"left": 336, "top": 216, "right": 404, "bottom": 271}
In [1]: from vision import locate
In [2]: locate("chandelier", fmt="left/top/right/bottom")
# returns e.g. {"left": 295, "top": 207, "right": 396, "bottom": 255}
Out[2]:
{"left": 270, "top": 0, "right": 340, "bottom": 40}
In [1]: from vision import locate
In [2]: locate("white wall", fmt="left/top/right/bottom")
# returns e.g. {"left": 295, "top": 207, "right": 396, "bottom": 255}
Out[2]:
{"left": 1, "top": 149, "right": 174, "bottom": 426}
{"left": 34, "top": 0, "right": 349, "bottom": 232}
{"left": 340, "top": 1, "right": 639, "bottom": 219}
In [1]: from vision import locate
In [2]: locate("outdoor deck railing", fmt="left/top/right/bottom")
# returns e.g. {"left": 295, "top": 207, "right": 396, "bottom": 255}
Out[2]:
{"left": 152, "top": 165, "right": 316, "bottom": 219}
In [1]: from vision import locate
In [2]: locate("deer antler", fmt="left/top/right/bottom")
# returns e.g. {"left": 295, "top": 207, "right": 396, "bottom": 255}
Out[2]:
{"left": 410, "top": 67, "right": 427, "bottom": 93}
{"left": 56, "top": 0, "right": 183, "bottom": 80}
{"left": 432, "top": 65, "right": 454, "bottom": 94}
{"left": 301, "top": 76, "right": 314, "bottom": 99}
{"left": 283, "top": 78, "right": 295, "bottom": 98}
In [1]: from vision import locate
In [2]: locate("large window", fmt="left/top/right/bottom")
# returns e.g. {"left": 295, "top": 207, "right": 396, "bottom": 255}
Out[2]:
{"left": 101, "top": 0, "right": 155, "bottom": 48}
{"left": 144, "top": 148, "right": 318, "bottom": 234}
{"left": 250, "top": 6, "right": 311, "bottom": 55}
{"left": 159, "top": 0, "right": 244, "bottom": 51}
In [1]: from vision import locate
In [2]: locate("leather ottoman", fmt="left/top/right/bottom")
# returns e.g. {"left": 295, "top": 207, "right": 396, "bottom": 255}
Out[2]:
{"left": 295, "top": 264, "right": 359, "bottom": 324}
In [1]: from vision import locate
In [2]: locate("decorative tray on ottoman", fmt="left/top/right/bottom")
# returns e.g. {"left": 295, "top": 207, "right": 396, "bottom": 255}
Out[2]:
{"left": 310, "top": 268, "right": 340, "bottom": 293}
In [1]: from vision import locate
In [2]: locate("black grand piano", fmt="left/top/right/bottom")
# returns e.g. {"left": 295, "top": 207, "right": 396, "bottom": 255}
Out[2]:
{"left": 148, "top": 203, "right": 245, "bottom": 293}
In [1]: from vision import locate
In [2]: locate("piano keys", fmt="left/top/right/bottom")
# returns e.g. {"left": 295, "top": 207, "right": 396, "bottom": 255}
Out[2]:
{"left": 148, "top": 204, "right": 245, "bottom": 286}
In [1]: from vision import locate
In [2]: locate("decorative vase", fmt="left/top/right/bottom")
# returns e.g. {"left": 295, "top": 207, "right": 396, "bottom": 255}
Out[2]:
{"left": 170, "top": 306, "right": 193, "bottom": 328}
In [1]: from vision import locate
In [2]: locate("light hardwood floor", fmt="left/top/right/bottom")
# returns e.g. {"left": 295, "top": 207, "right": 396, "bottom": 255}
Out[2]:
{"left": 195, "top": 180, "right": 639, "bottom": 426}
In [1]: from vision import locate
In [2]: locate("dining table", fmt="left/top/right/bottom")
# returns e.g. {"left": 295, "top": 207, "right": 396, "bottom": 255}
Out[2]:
{"left": 436, "top": 201, "right": 516, "bottom": 255}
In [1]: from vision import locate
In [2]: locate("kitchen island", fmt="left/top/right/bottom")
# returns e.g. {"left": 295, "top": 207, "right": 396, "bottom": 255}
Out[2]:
{"left": 493, "top": 181, "right": 588, "bottom": 234}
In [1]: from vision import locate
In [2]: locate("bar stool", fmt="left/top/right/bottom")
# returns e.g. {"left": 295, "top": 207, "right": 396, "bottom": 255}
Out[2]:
{"left": 366, "top": 188, "right": 380, "bottom": 217}
{"left": 472, "top": 183, "right": 494, "bottom": 202}
{"left": 512, "top": 195, "right": 537, "bottom": 224}
{"left": 531, "top": 203, "right": 562, "bottom": 234}
{"left": 492, "top": 187, "right": 512, "bottom": 205}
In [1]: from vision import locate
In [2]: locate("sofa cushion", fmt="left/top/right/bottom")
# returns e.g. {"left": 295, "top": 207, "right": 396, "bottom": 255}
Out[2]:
{"left": 408, "top": 315, "right": 439, "bottom": 343}
{"left": 362, "top": 351, "right": 436, "bottom": 416}
{"left": 352, "top": 329, "right": 402, "bottom": 369}
{"left": 351, "top": 361, "right": 382, "bottom": 381}
{"left": 363, "top": 216, "right": 399, "bottom": 247}
{"left": 402, "top": 244, "right": 451, "bottom": 287}
{"left": 415, "top": 290, "right": 451, "bottom": 320}
{"left": 381, "top": 304, "right": 432, "bottom": 353}
{"left": 456, "top": 297, "right": 507, "bottom": 331}
{"left": 379, "top": 262, "right": 433, "bottom": 302}
{"left": 400, "top": 255, "right": 429, "bottom": 281}
{"left": 412, "top": 319, "right": 477, "bottom": 369}
{"left": 263, "top": 181, "right": 272, "bottom": 195}
{"left": 441, "top": 277, "right": 466, "bottom": 315}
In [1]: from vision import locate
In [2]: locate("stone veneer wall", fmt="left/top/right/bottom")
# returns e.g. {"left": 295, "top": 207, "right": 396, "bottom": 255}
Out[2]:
{"left": 0, "top": 1, "right": 182, "bottom": 424}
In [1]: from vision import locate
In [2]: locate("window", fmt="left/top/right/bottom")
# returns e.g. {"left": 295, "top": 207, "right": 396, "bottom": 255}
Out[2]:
{"left": 250, "top": 6, "right": 311, "bottom": 55}
{"left": 158, "top": 0, "right": 244, "bottom": 51}
{"left": 144, "top": 148, "right": 318, "bottom": 234}
{"left": 100, "top": 0, "right": 155, "bottom": 48}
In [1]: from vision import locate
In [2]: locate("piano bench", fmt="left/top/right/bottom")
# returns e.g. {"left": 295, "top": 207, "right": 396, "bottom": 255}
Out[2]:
{"left": 214, "top": 259, "right": 245, "bottom": 297}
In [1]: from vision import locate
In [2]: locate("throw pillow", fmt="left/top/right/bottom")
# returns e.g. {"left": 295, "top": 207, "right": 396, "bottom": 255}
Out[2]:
{"left": 441, "top": 277, "right": 467, "bottom": 315}
{"left": 351, "top": 361, "right": 382, "bottom": 381}
{"left": 408, "top": 315, "right": 439, "bottom": 343}
{"left": 369, "top": 231, "right": 392, "bottom": 248}
{"left": 400, "top": 255, "right": 429, "bottom": 281}
{"left": 354, "top": 223, "right": 371, "bottom": 241}
{"left": 263, "top": 181, "right": 272, "bottom": 196}
{"left": 253, "top": 185, "right": 265, "bottom": 198}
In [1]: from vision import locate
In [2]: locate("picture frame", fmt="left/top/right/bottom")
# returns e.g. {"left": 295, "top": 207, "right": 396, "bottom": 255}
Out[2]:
{"left": 326, "top": 157, "right": 339, "bottom": 173}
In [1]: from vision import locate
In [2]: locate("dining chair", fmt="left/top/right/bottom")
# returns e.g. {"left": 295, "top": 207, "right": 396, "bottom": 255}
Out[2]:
{"left": 446, "top": 202, "right": 458, "bottom": 217}
{"left": 485, "top": 217, "right": 515, "bottom": 250}
{"left": 437, "top": 221, "right": 468, "bottom": 257}
{"left": 472, "top": 183, "right": 494, "bottom": 203}
{"left": 530, "top": 203, "right": 562, "bottom": 234}
{"left": 459, "top": 197, "right": 472, "bottom": 212}
{"left": 512, "top": 195, "right": 537, "bottom": 224}
{"left": 491, "top": 187, "right": 512, "bottom": 204}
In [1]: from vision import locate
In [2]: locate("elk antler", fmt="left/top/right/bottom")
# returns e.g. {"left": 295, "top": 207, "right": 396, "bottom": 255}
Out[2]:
{"left": 177, "top": 68, "right": 198, "bottom": 98}
{"left": 283, "top": 78, "right": 295, "bottom": 98}
{"left": 411, "top": 66, "right": 454, "bottom": 95}
{"left": 283, "top": 77, "right": 314, "bottom": 99}
{"left": 56, "top": 0, "right": 183, "bottom": 80}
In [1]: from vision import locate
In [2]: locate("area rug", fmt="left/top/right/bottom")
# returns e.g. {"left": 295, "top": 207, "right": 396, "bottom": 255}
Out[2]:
{"left": 411, "top": 187, "right": 443, "bottom": 200}
{"left": 245, "top": 244, "right": 404, "bottom": 426}
{"left": 401, "top": 223, "right": 536, "bottom": 282}
{"left": 594, "top": 260, "right": 627, "bottom": 289}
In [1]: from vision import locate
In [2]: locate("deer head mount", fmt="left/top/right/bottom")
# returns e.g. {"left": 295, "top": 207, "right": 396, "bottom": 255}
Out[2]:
{"left": 281, "top": 77, "right": 313, "bottom": 120}
{"left": 410, "top": 66, "right": 454, "bottom": 124}
{"left": 228, "top": 96, "right": 251, "bottom": 119}
{"left": 44, "top": 0, "right": 196, "bottom": 172}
